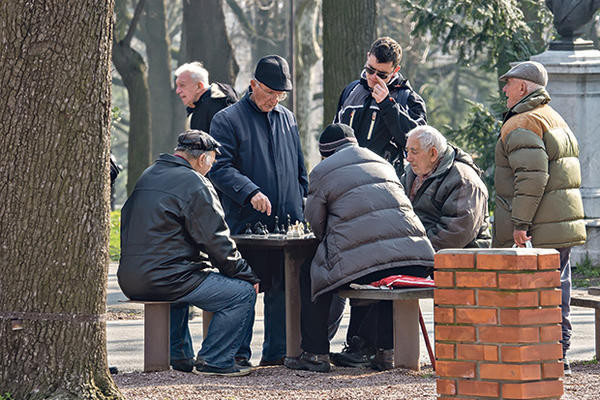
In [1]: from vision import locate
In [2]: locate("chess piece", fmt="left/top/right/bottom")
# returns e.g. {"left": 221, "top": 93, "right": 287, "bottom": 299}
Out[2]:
{"left": 273, "top": 216, "right": 280, "bottom": 234}
{"left": 287, "top": 214, "right": 291, "bottom": 232}
{"left": 304, "top": 222, "right": 311, "bottom": 234}
{"left": 244, "top": 223, "right": 253, "bottom": 235}
{"left": 281, "top": 224, "right": 286, "bottom": 234}
{"left": 253, "top": 222, "right": 263, "bottom": 234}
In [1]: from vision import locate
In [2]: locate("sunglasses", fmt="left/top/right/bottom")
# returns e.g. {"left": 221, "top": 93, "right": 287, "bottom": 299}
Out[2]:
{"left": 364, "top": 65, "right": 394, "bottom": 80}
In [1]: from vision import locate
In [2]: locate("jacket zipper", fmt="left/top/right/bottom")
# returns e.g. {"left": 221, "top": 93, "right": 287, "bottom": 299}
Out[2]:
{"left": 367, "top": 111, "right": 377, "bottom": 141}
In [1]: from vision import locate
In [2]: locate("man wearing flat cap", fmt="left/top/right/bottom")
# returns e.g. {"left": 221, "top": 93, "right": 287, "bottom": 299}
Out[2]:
{"left": 209, "top": 55, "right": 308, "bottom": 366}
{"left": 118, "top": 130, "right": 260, "bottom": 376}
{"left": 494, "top": 60, "right": 586, "bottom": 375}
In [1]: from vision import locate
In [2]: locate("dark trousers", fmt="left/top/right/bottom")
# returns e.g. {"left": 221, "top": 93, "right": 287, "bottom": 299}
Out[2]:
{"left": 299, "top": 261, "right": 431, "bottom": 354}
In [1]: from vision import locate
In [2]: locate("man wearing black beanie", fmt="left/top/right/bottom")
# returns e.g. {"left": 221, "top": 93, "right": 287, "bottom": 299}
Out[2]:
{"left": 285, "top": 124, "right": 434, "bottom": 372}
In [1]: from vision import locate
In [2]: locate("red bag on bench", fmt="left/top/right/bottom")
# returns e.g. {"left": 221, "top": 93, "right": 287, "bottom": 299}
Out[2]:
{"left": 369, "top": 274, "right": 435, "bottom": 288}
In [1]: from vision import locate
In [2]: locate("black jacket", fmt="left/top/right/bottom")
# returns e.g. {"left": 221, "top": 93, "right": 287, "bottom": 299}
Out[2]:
{"left": 186, "top": 83, "right": 238, "bottom": 132}
{"left": 118, "top": 154, "right": 259, "bottom": 301}
{"left": 334, "top": 73, "right": 427, "bottom": 170}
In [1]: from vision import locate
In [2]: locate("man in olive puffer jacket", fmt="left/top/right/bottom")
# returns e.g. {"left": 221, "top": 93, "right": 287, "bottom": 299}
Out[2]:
{"left": 494, "top": 61, "right": 586, "bottom": 374}
{"left": 285, "top": 123, "right": 435, "bottom": 373}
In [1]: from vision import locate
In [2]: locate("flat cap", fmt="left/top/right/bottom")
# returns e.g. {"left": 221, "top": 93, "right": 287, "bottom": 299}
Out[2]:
{"left": 254, "top": 55, "right": 293, "bottom": 92}
{"left": 177, "top": 130, "right": 221, "bottom": 155}
{"left": 499, "top": 61, "right": 548, "bottom": 86}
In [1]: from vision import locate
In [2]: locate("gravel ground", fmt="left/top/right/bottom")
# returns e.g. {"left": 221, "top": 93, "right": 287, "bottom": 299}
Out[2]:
{"left": 113, "top": 362, "right": 600, "bottom": 399}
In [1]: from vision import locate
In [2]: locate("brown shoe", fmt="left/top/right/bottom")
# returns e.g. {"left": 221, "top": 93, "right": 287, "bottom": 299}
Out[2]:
{"left": 259, "top": 357, "right": 285, "bottom": 366}
{"left": 370, "top": 349, "right": 393, "bottom": 371}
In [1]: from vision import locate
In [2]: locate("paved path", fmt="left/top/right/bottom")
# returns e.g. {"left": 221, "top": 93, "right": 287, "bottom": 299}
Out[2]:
{"left": 106, "top": 263, "right": 597, "bottom": 372}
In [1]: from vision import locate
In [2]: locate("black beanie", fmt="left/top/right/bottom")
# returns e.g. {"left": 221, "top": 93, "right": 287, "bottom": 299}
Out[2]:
{"left": 318, "top": 123, "right": 357, "bottom": 157}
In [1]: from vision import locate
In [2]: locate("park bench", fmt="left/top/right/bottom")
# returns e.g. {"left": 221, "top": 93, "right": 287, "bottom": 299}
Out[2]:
{"left": 337, "top": 287, "right": 435, "bottom": 371}
{"left": 570, "top": 287, "right": 600, "bottom": 360}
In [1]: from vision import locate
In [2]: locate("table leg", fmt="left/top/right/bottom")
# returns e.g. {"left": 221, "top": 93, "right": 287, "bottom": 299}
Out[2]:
{"left": 284, "top": 248, "right": 303, "bottom": 359}
{"left": 393, "top": 298, "right": 420, "bottom": 370}
{"left": 144, "top": 303, "right": 170, "bottom": 372}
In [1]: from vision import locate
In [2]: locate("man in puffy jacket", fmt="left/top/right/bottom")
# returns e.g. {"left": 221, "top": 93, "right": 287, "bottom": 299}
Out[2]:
{"left": 118, "top": 130, "right": 259, "bottom": 377}
{"left": 286, "top": 123, "right": 435, "bottom": 372}
{"left": 402, "top": 125, "right": 491, "bottom": 250}
{"left": 494, "top": 61, "right": 586, "bottom": 375}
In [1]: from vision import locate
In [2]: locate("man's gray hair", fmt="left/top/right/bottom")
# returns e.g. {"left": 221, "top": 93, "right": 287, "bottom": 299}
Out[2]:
{"left": 523, "top": 79, "right": 544, "bottom": 94}
{"left": 174, "top": 147, "right": 206, "bottom": 159}
{"left": 407, "top": 125, "right": 448, "bottom": 156}
{"left": 175, "top": 62, "right": 209, "bottom": 86}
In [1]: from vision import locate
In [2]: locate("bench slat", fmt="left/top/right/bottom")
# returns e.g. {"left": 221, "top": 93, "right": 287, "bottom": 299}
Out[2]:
{"left": 338, "top": 288, "right": 434, "bottom": 301}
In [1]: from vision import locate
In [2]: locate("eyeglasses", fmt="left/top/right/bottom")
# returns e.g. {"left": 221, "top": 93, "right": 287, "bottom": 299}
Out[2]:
{"left": 255, "top": 82, "right": 287, "bottom": 101}
{"left": 364, "top": 64, "right": 394, "bottom": 80}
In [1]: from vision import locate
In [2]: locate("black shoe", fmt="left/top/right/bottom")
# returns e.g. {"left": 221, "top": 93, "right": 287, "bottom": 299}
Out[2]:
{"left": 171, "top": 358, "right": 194, "bottom": 373}
{"left": 562, "top": 358, "right": 572, "bottom": 376}
{"left": 369, "top": 349, "right": 394, "bottom": 371}
{"left": 235, "top": 357, "right": 253, "bottom": 368}
{"left": 285, "top": 352, "right": 331, "bottom": 373}
{"left": 109, "top": 366, "right": 119, "bottom": 375}
{"left": 195, "top": 364, "right": 252, "bottom": 376}
{"left": 259, "top": 357, "right": 285, "bottom": 366}
{"left": 330, "top": 336, "right": 373, "bottom": 367}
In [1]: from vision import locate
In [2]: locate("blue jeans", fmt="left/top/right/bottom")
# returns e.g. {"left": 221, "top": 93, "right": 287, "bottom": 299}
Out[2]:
{"left": 174, "top": 272, "right": 256, "bottom": 368}
{"left": 262, "top": 274, "right": 286, "bottom": 361}
{"left": 169, "top": 303, "right": 194, "bottom": 362}
{"left": 559, "top": 247, "right": 572, "bottom": 358}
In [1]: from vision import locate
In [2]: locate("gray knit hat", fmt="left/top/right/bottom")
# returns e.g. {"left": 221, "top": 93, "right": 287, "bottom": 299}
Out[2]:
{"left": 499, "top": 61, "right": 548, "bottom": 86}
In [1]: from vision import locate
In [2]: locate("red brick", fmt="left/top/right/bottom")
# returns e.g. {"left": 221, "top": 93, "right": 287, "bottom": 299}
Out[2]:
{"left": 457, "top": 380, "right": 499, "bottom": 397}
{"left": 435, "top": 289, "right": 475, "bottom": 305}
{"left": 538, "top": 252, "right": 560, "bottom": 270}
{"left": 455, "top": 308, "right": 497, "bottom": 324}
{"left": 540, "top": 324, "right": 562, "bottom": 342}
{"left": 436, "top": 360, "right": 476, "bottom": 378}
{"left": 540, "top": 289, "right": 562, "bottom": 306}
{"left": 435, "top": 325, "right": 476, "bottom": 341}
{"left": 500, "top": 307, "right": 562, "bottom": 325}
{"left": 455, "top": 271, "right": 497, "bottom": 288}
{"left": 436, "top": 378, "right": 456, "bottom": 395}
{"left": 435, "top": 253, "right": 475, "bottom": 269}
{"left": 456, "top": 344, "right": 498, "bottom": 361}
{"left": 503, "top": 380, "right": 563, "bottom": 399}
{"left": 477, "top": 253, "right": 537, "bottom": 270}
{"left": 436, "top": 343, "right": 455, "bottom": 359}
{"left": 478, "top": 290, "right": 538, "bottom": 307}
{"left": 498, "top": 271, "right": 560, "bottom": 289}
{"left": 542, "top": 361, "right": 564, "bottom": 378}
{"left": 435, "top": 307, "right": 455, "bottom": 324}
{"left": 501, "top": 343, "right": 563, "bottom": 362}
{"left": 435, "top": 271, "right": 454, "bottom": 287}
{"left": 480, "top": 363, "right": 541, "bottom": 380}
{"left": 479, "top": 326, "right": 539, "bottom": 343}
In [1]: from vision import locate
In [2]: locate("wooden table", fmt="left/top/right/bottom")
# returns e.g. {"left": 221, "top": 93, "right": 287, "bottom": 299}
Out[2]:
{"left": 232, "top": 234, "right": 319, "bottom": 359}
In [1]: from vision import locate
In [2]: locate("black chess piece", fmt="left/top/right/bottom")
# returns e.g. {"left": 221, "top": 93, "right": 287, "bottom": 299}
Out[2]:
{"left": 273, "top": 216, "right": 280, "bottom": 234}
{"left": 244, "top": 223, "right": 252, "bottom": 234}
{"left": 281, "top": 224, "right": 286, "bottom": 234}
{"left": 253, "top": 222, "right": 263, "bottom": 234}
{"left": 304, "top": 222, "right": 310, "bottom": 234}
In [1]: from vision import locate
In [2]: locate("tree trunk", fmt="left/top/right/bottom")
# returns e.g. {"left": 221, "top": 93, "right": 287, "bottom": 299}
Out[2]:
{"left": 322, "top": 0, "right": 376, "bottom": 126}
{"left": 142, "top": 0, "right": 177, "bottom": 159}
{"left": 183, "top": 0, "right": 239, "bottom": 85}
{"left": 113, "top": 0, "right": 152, "bottom": 195}
{"left": 0, "top": 1, "right": 122, "bottom": 399}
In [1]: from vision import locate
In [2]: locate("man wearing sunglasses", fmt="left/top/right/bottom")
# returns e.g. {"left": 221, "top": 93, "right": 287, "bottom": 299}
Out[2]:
{"left": 334, "top": 36, "right": 426, "bottom": 176}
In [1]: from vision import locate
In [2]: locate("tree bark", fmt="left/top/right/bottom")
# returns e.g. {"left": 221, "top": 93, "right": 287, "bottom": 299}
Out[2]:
{"left": 183, "top": 0, "right": 239, "bottom": 85}
{"left": 322, "top": 0, "right": 376, "bottom": 126}
{"left": 142, "top": 0, "right": 178, "bottom": 158}
{"left": 0, "top": 1, "right": 122, "bottom": 399}
{"left": 113, "top": 0, "right": 152, "bottom": 195}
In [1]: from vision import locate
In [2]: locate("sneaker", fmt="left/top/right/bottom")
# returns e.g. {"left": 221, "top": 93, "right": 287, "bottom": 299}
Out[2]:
{"left": 285, "top": 352, "right": 331, "bottom": 373}
{"left": 259, "top": 357, "right": 285, "bottom": 366}
{"left": 170, "top": 358, "right": 194, "bottom": 373}
{"left": 562, "top": 358, "right": 572, "bottom": 376}
{"left": 330, "top": 336, "right": 373, "bottom": 367}
{"left": 234, "top": 357, "right": 253, "bottom": 368}
{"left": 369, "top": 349, "right": 394, "bottom": 371}
{"left": 195, "top": 364, "right": 252, "bottom": 377}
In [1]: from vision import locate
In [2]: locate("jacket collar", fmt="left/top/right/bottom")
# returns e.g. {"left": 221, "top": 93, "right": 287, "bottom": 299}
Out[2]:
{"left": 244, "top": 88, "right": 283, "bottom": 114}
{"left": 503, "top": 88, "right": 551, "bottom": 124}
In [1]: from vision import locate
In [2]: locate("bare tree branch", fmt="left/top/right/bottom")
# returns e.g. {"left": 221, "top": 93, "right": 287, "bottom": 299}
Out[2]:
{"left": 123, "top": 0, "right": 147, "bottom": 46}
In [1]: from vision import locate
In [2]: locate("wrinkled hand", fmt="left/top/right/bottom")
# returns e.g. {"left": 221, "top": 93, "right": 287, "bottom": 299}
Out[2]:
{"left": 253, "top": 283, "right": 259, "bottom": 294}
{"left": 513, "top": 229, "right": 532, "bottom": 247}
{"left": 250, "top": 192, "right": 272, "bottom": 216}
{"left": 371, "top": 75, "right": 390, "bottom": 103}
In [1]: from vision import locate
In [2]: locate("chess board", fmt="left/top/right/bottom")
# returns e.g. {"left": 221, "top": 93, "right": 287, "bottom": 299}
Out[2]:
{"left": 233, "top": 233, "right": 315, "bottom": 240}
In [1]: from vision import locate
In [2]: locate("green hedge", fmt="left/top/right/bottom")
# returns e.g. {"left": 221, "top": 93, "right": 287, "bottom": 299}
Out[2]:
{"left": 109, "top": 210, "right": 121, "bottom": 261}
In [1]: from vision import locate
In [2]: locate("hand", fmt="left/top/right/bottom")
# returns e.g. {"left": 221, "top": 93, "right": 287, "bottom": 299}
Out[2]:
{"left": 250, "top": 192, "right": 272, "bottom": 216}
{"left": 513, "top": 229, "right": 532, "bottom": 247}
{"left": 253, "top": 283, "right": 259, "bottom": 294}
{"left": 371, "top": 75, "right": 389, "bottom": 103}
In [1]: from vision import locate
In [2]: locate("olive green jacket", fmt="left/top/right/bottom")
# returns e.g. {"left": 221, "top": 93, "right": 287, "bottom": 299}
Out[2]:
{"left": 493, "top": 88, "right": 586, "bottom": 248}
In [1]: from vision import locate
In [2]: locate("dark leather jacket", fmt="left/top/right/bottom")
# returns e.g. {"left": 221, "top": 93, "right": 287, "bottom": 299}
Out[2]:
{"left": 118, "top": 154, "right": 259, "bottom": 301}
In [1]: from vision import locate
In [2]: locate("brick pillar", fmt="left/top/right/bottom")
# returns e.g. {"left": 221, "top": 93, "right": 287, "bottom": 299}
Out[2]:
{"left": 434, "top": 248, "right": 564, "bottom": 400}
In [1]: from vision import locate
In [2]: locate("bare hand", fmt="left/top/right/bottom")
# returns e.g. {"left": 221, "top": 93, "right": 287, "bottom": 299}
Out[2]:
{"left": 250, "top": 192, "right": 272, "bottom": 216}
{"left": 253, "top": 283, "right": 259, "bottom": 294}
{"left": 371, "top": 75, "right": 389, "bottom": 103}
{"left": 513, "top": 229, "right": 532, "bottom": 247}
